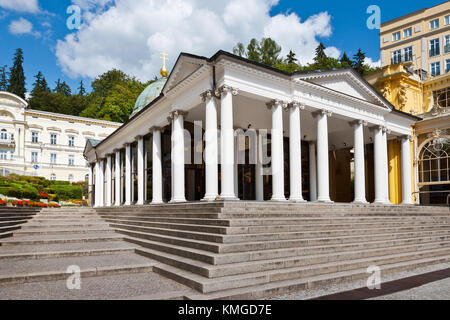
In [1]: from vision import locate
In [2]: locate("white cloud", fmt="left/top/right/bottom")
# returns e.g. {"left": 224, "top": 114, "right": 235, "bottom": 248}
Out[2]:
{"left": 365, "top": 57, "right": 381, "bottom": 68}
{"left": 56, "top": 0, "right": 339, "bottom": 80}
{"left": 0, "top": 0, "right": 40, "bottom": 13}
{"left": 8, "top": 17, "right": 40, "bottom": 36}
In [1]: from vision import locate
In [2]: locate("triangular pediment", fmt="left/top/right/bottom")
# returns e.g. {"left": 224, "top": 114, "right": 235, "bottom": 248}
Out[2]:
{"left": 294, "top": 69, "right": 392, "bottom": 110}
{"left": 163, "top": 54, "right": 207, "bottom": 94}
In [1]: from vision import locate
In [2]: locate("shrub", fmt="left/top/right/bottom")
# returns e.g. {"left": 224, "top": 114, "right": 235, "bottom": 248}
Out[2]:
{"left": 7, "top": 187, "right": 23, "bottom": 199}
{"left": 0, "top": 199, "right": 6, "bottom": 206}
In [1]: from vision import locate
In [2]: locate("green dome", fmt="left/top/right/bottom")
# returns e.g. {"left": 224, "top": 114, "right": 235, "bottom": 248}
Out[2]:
{"left": 131, "top": 77, "right": 167, "bottom": 117}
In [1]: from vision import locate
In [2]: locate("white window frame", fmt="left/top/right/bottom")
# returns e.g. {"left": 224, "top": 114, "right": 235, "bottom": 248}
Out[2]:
{"left": 403, "top": 27, "right": 412, "bottom": 38}
{"left": 50, "top": 153, "right": 57, "bottom": 165}
{"left": 50, "top": 174, "right": 56, "bottom": 181}
{"left": 430, "top": 38, "right": 441, "bottom": 57}
{"left": 50, "top": 133, "right": 57, "bottom": 145}
{"left": 446, "top": 59, "right": 450, "bottom": 74}
{"left": 0, "top": 130, "right": 7, "bottom": 140}
{"left": 430, "top": 19, "right": 439, "bottom": 30}
{"left": 430, "top": 61, "right": 441, "bottom": 77}
{"left": 404, "top": 46, "right": 413, "bottom": 62}
{"left": 392, "top": 31, "right": 401, "bottom": 41}
{"left": 0, "top": 150, "right": 8, "bottom": 160}
{"left": 31, "top": 152, "right": 39, "bottom": 163}
{"left": 31, "top": 131, "right": 39, "bottom": 143}
{"left": 68, "top": 135, "right": 75, "bottom": 147}
{"left": 68, "top": 154, "right": 75, "bottom": 166}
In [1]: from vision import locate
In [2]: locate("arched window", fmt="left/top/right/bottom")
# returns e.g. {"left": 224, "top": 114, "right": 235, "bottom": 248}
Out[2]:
{"left": 50, "top": 174, "right": 56, "bottom": 181}
{"left": 1, "top": 130, "right": 7, "bottom": 140}
{"left": 85, "top": 174, "right": 89, "bottom": 182}
{"left": 419, "top": 138, "right": 450, "bottom": 184}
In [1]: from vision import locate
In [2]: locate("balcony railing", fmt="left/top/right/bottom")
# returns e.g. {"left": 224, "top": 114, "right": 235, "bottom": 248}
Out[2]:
{"left": 391, "top": 55, "right": 413, "bottom": 65}
{"left": 0, "top": 138, "right": 16, "bottom": 148}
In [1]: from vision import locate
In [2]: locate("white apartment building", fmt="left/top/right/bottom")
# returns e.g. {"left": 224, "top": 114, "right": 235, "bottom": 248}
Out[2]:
{"left": 0, "top": 91, "right": 121, "bottom": 182}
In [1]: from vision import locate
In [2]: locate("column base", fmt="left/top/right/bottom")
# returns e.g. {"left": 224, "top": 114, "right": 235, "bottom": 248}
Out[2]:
{"left": 400, "top": 202, "right": 414, "bottom": 206}
{"left": 270, "top": 196, "right": 287, "bottom": 202}
{"left": 373, "top": 199, "right": 391, "bottom": 205}
{"left": 316, "top": 197, "right": 333, "bottom": 203}
{"left": 150, "top": 200, "right": 164, "bottom": 205}
{"left": 353, "top": 199, "right": 369, "bottom": 205}
{"left": 288, "top": 197, "right": 306, "bottom": 203}
{"left": 136, "top": 202, "right": 145, "bottom": 206}
{"left": 219, "top": 194, "right": 240, "bottom": 201}
{"left": 201, "top": 194, "right": 219, "bottom": 202}
{"left": 124, "top": 202, "right": 132, "bottom": 206}
{"left": 170, "top": 198, "right": 187, "bottom": 203}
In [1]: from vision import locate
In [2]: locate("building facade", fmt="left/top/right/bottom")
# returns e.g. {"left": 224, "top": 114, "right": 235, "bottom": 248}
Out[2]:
{"left": 85, "top": 51, "right": 418, "bottom": 207}
{"left": 366, "top": 1, "right": 450, "bottom": 205}
{"left": 0, "top": 91, "right": 121, "bottom": 182}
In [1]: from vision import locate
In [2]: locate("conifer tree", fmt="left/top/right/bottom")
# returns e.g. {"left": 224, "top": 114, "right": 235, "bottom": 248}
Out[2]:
{"left": 0, "top": 65, "right": 8, "bottom": 91}
{"left": 7, "top": 48, "right": 26, "bottom": 99}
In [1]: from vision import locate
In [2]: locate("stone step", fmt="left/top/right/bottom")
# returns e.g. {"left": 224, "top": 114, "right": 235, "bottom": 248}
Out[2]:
{"left": 0, "top": 231, "right": 13, "bottom": 239}
{"left": 135, "top": 240, "right": 450, "bottom": 279}
{"left": 0, "top": 220, "right": 28, "bottom": 227}
{"left": 0, "top": 225, "right": 22, "bottom": 233}
{"left": 109, "top": 222, "right": 450, "bottom": 244}
{"left": 0, "top": 240, "right": 137, "bottom": 255}
{"left": 21, "top": 222, "right": 110, "bottom": 229}
{"left": 151, "top": 247, "right": 450, "bottom": 293}
{"left": 0, "top": 253, "right": 154, "bottom": 285}
{"left": 114, "top": 226, "right": 450, "bottom": 255}
{"left": 125, "top": 234, "right": 450, "bottom": 266}
{"left": 0, "top": 216, "right": 37, "bottom": 221}
{"left": 98, "top": 214, "right": 450, "bottom": 227}
{"left": 184, "top": 255, "right": 450, "bottom": 299}
{"left": 0, "top": 234, "right": 125, "bottom": 246}
{"left": 104, "top": 218, "right": 449, "bottom": 235}
{"left": 0, "top": 247, "right": 136, "bottom": 261}
{"left": 12, "top": 228, "right": 116, "bottom": 237}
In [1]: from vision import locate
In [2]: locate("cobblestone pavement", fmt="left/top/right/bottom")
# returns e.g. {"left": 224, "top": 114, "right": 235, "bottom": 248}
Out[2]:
{"left": 369, "top": 277, "right": 450, "bottom": 300}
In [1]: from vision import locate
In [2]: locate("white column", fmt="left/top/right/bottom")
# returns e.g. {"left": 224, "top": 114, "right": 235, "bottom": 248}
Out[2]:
{"left": 234, "top": 134, "right": 239, "bottom": 198}
{"left": 105, "top": 155, "right": 112, "bottom": 206}
{"left": 382, "top": 128, "right": 391, "bottom": 203}
{"left": 94, "top": 162, "right": 100, "bottom": 207}
{"left": 309, "top": 142, "right": 317, "bottom": 202}
{"left": 267, "top": 100, "right": 286, "bottom": 201}
{"left": 202, "top": 91, "right": 219, "bottom": 201}
{"left": 136, "top": 136, "right": 145, "bottom": 205}
{"left": 97, "top": 160, "right": 105, "bottom": 207}
{"left": 314, "top": 110, "right": 332, "bottom": 203}
{"left": 373, "top": 126, "right": 387, "bottom": 204}
{"left": 151, "top": 128, "right": 163, "bottom": 204}
{"left": 255, "top": 131, "right": 264, "bottom": 201}
{"left": 352, "top": 120, "right": 368, "bottom": 203}
{"left": 171, "top": 110, "right": 186, "bottom": 203}
{"left": 114, "top": 150, "right": 121, "bottom": 206}
{"left": 401, "top": 135, "right": 413, "bottom": 205}
{"left": 217, "top": 85, "right": 239, "bottom": 200}
{"left": 88, "top": 164, "right": 94, "bottom": 206}
{"left": 125, "top": 144, "right": 132, "bottom": 206}
{"left": 288, "top": 102, "right": 305, "bottom": 202}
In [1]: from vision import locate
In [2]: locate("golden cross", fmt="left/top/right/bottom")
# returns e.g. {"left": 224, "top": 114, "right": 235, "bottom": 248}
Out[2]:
{"left": 160, "top": 52, "right": 168, "bottom": 68}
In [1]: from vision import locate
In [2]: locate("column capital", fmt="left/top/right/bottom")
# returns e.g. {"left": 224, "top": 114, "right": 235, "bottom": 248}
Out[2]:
{"left": 287, "top": 101, "right": 305, "bottom": 110}
{"left": 200, "top": 90, "right": 215, "bottom": 102}
{"left": 266, "top": 99, "right": 288, "bottom": 110}
{"left": 349, "top": 119, "right": 368, "bottom": 127}
{"left": 149, "top": 126, "right": 163, "bottom": 133}
{"left": 311, "top": 109, "right": 332, "bottom": 118}
{"left": 135, "top": 135, "right": 145, "bottom": 141}
{"left": 382, "top": 126, "right": 392, "bottom": 134}
{"left": 124, "top": 142, "right": 131, "bottom": 148}
{"left": 398, "top": 134, "right": 413, "bottom": 142}
{"left": 168, "top": 110, "right": 188, "bottom": 120}
{"left": 113, "top": 148, "right": 120, "bottom": 153}
{"left": 215, "top": 85, "right": 238, "bottom": 97}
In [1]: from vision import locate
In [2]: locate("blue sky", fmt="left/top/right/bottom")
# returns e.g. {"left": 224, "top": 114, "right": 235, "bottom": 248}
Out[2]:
{"left": 0, "top": 0, "right": 445, "bottom": 94}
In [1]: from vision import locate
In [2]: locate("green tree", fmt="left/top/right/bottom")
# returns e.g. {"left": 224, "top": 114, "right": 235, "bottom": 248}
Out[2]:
{"left": 286, "top": 50, "right": 297, "bottom": 64}
{"left": 352, "top": 49, "right": 366, "bottom": 76}
{"left": 54, "top": 79, "right": 72, "bottom": 97}
{"left": 246, "top": 38, "right": 261, "bottom": 62}
{"left": 340, "top": 52, "right": 353, "bottom": 67}
{"left": 7, "top": 48, "right": 26, "bottom": 99}
{"left": 0, "top": 65, "right": 8, "bottom": 91}
{"left": 233, "top": 43, "right": 245, "bottom": 57}
{"left": 78, "top": 80, "right": 86, "bottom": 96}
{"left": 314, "top": 43, "right": 327, "bottom": 62}
{"left": 31, "top": 71, "right": 50, "bottom": 96}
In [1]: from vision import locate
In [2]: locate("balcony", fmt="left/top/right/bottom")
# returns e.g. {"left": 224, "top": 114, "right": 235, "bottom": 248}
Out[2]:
{"left": 0, "top": 138, "right": 16, "bottom": 148}
{"left": 391, "top": 55, "right": 413, "bottom": 65}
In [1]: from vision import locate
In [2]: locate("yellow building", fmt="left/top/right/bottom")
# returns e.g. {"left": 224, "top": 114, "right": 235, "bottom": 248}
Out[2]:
{"left": 366, "top": 1, "right": 450, "bottom": 205}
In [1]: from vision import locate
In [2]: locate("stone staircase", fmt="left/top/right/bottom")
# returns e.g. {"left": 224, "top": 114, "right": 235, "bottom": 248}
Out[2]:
{"left": 0, "top": 207, "right": 40, "bottom": 239}
{"left": 0, "top": 207, "right": 192, "bottom": 299}
{"left": 96, "top": 202, "right": 450, "bottom": 299}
